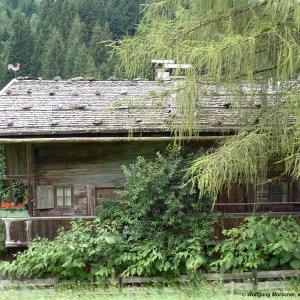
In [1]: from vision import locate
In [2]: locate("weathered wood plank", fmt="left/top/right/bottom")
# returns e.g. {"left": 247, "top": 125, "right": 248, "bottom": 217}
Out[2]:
{"left": 3, "top": 217, "right": 95, "bottom": 246}
{"left": 0, "top": 136, "right": 228, "bottom": 144}
{"left": 5, "top": 144, "right": 28, "bottom": 176}
{"left": 87, "top": 185, "right": 95, "bottom": 216}
{"left": 36, "top": 185, "right": 54, "bottom": 209}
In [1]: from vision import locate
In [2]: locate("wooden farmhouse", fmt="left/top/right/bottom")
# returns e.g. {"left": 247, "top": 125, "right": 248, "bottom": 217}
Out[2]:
{"left": 0, "top": 72, "right": 299, "bottom": 247}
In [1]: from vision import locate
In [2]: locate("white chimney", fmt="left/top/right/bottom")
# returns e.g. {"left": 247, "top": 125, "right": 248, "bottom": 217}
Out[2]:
{"left": 152, "top": 59, "right": 193, "bottom": 81}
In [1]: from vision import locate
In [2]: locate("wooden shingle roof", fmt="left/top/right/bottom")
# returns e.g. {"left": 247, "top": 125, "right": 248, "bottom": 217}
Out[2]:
{"left": 0, "top": 78, "right": 261, "bottom": 138}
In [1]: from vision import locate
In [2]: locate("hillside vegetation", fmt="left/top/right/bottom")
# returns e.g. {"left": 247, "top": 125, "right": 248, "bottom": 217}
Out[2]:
{"left": 0, "top": 0, "right": 147, "bottom": 88}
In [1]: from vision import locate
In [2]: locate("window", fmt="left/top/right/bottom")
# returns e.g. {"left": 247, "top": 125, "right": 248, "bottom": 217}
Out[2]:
{"left": 270, "top": 181, "right": 289, "bottom": 202}
{"left": 256, "top": 180, "right": 289, "bottom": 203}
{"left": 254, "top": 179, "right": 295, "bottom": 213}
{"left": 55, "top": 186, "right": 73, "bottom": 207}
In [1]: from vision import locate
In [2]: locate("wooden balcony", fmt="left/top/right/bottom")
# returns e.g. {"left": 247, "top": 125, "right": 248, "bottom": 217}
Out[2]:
{"left": 2, "top": 216, "right": 95, "bottom": 247}
{"left": 202, "top": 202, "right": 300, "bottom": 215}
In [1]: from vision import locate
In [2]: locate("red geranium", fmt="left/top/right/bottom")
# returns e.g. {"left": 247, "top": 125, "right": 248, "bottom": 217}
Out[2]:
{"left": 0, "top": 201, "right": 24, "bottom": 210}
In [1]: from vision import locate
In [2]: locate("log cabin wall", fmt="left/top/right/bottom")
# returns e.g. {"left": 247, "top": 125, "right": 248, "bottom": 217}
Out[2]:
{"left": 34, "top": 140, "right": 212, "bottom": 217}
{"left": 5, "top": 143, "right": 33, "bottom": 179}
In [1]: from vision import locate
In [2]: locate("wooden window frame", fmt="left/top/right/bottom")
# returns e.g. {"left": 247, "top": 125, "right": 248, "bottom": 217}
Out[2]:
{"left": 54, "top": 185, "right": 73, "bottom": 208}
{"left": 270, "top": 181, "right": 290, "bottom": 203}
{"left": 256, "top": 179, "right": 291, "bottom": 204}
{"left": 252, "top": 179, "right": 299, "bottom": 214}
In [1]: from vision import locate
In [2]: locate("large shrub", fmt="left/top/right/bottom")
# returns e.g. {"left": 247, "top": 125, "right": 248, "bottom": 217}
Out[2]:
{"left": 1, "top": 146, "right": 219, "bottom": 280}
{"left": 1, "top": 220, "right": 124, "bottom": 280}
{"left": 98, "top": 146, "right": 219, "bottom": 277}
{"left": 210, "top": 215, "right": 300, "bottom": 272}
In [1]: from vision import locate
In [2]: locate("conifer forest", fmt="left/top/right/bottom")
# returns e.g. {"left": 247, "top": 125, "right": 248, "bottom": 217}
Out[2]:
{"left": 0, "top": 0, "right": 146, "bottom": 88}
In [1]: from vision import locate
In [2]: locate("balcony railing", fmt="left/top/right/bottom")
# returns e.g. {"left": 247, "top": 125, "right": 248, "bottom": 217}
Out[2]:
{"left": 201, "top": 202, "right": 300, "bottom": 215}
{"left": 2, "top": 216, "right": 95, "bottom": 247}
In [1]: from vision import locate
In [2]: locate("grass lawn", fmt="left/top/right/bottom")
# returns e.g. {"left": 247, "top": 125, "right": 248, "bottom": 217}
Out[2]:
{"left": 0, "top": 285, "right": 299, "bottom": 300}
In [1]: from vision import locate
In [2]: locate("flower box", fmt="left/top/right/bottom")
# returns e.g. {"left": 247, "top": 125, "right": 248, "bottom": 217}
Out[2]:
{"left": 0, "top": 210, "right": 28, "bottom": 218}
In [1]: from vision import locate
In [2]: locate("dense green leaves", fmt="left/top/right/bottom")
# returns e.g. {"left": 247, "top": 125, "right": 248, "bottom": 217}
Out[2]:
{"left": 41, "top": 30, "right": 65, "bottom": 78}
{"left": 0, "top": 220, "right": 124, "bottom": 280}
{"left": 210, "top": 215, "right": 300, "bottom": 272}
{"left": 0, "top": 146, "right": 8, "bottom": 202}
{"left": 97, "top": 146, "right": 219, "bottom": 277}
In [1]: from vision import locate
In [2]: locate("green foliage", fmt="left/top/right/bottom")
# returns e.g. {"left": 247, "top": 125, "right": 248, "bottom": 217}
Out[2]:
{"left": 64, "top": 16, "right": 86, "bottom": 78}
{"left": 98, "top": 146, "right": 218, "bottom": 278}
{"left": 210, "top": 215, "right": 300, "bottom": 272}
{"left": 0, "top": 0, "right": 144, "bottom": 86}
{"left": 1, "top": 147, "right": 218, "bottom": 280}
{"left": 73, "top": 44, "right": 97, "bottom": 78}
{"left": 42, "top": 29, "right": 65, "bottom": 78}
{"left": 0, "top": 219, "right": 7, "bottom": 253}
{"left": 0, "top": 146, "right": 8, "bottom": 202}
{"left": 6, "top": 10, "right": 34, "bottom": 76}
{"left": 106, "top": 0, "right": 146, "bottom": 38}
{"left": 0, "top": 220, "right": 123, "bottom": 280}
{"left": 89, "top": 23, "right": 112, "bottom": 68}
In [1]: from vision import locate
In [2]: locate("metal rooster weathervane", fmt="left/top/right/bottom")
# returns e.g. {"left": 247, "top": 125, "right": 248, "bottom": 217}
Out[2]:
{"left": 7, "top": 63, "right": 20, "bottom": 78}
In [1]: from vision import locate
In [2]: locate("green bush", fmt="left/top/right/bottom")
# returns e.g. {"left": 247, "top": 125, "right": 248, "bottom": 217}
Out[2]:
{"left": 0, "top": 220, "right": 124, "bottom": 280}
{"left": 0, "top": 146, "right": 9, "bottom": 202}
{"left": 98, "top": 146, "right": 219, "bottom": 277}
{"left": 1, "top": 146, "right": 219, "bottom": 280}
{"left": 0, "top": 219, "right": 6, "bottom": 253}
{"left": 210, "top": 215, "right": 300, "bottom": 272}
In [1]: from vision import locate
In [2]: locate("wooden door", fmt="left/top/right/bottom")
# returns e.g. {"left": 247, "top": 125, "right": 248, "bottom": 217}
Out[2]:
{"left": 95, "top": 187, "right": 122, "bottom": 211}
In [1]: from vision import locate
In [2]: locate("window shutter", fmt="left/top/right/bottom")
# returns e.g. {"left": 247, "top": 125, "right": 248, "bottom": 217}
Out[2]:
{"left": 37, "top": 185, "right": 54, "bottom": 209}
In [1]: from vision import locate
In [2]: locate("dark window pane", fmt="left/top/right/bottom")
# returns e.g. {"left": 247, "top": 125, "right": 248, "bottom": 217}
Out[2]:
{"left": 271, "top": 182, "right": 289, "bottom": 202}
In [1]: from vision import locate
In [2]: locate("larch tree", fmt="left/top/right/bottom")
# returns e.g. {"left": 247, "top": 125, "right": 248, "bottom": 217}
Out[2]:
{"left": 116, "top": 0, "right": 300, "bottom": 200}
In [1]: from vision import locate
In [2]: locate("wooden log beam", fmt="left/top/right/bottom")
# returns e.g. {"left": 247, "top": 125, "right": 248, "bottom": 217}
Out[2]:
{"left": 2, "top": 216, "right": 96, "bottom": 221}
{"left": 0, "top": 136, "right": 229, "bottom": 144}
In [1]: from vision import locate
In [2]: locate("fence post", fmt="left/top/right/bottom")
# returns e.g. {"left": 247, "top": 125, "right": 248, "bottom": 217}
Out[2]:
{"left": 118, "top": 276, "right": 123, "bottom": 290}
{"left": 252, "top": 269, "right": 258, "bottom": 291}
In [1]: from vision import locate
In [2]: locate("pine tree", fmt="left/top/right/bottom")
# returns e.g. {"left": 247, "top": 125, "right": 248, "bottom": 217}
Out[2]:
{"left": 73, "top": 44, "right": 97, "bottom": 77}
{"left": 41, "top": 29, "right": 65, "bottom": 78}
{"left": 0, "top": 4, "right": 11, "bottom": 42}
{"left": 18, "top": 0, "right": 38, "bottom": 17}
{"left": 56, "top": 0, "right": 77, "bottom": 40}
{"left": 30, "top": 0, "right": 55, "bottom": 76}
{"left": 64, "top": 16, "right": 85, "bottom": 78}
{"left": 76, "top": 0, "right": 106, "bottom": 42}
{"left": 6, "top": 10, "right": 34, "bottom": 77}
{"left": 116, "top": 0, "right": 300, "bottom": 198}
{"left": 89, "top": 23, "right": 112, "bottom": 68}
{"left": 106, "top": 0, "right": 145, "bottom": 37}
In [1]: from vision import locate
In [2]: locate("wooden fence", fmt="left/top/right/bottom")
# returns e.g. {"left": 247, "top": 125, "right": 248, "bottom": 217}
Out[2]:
{"left": 0, "top": 270, "right": 299, "bottom": 290}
